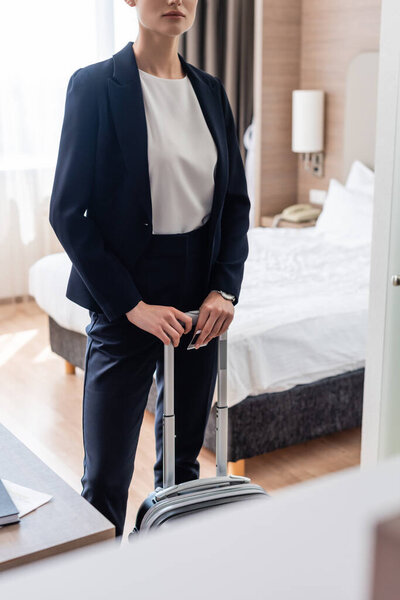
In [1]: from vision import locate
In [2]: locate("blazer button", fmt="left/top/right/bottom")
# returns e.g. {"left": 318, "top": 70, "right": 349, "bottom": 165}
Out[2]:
{"left": 144, "top": 222, "right": 149, "bottom": 226}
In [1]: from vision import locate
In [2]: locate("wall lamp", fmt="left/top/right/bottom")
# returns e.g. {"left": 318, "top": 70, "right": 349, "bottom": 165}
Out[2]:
{"left": 292, "top": 90, "right": 325, "bottom": 177}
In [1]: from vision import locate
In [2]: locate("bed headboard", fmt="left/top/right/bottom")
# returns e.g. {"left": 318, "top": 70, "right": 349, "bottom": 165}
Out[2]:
{"left": 343, "top": 51, "right": 379, "bottom": 182}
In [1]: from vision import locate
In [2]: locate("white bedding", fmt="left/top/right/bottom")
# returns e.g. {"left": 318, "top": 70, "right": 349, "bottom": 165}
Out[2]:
{"left": 29, "top": 227, "right": 370, "bottom": 408}
{"left": 29, "top": 253, "right": 92, "bottom": 334}
{"left": 227, "top": 226, "right": 370, "bottom": 405}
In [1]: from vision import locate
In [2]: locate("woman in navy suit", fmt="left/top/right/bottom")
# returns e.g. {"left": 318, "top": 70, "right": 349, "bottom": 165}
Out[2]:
{"left": 49, "top": 0, "right": 250, "bottom": 539}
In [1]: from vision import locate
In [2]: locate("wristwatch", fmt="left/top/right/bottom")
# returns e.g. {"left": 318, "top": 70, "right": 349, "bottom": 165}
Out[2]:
{"left": 211, "top": 289, "right": 236, "bottom": 303}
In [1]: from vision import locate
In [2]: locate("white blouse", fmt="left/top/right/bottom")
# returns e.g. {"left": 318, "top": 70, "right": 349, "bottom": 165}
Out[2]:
{"left": 138, "top": 68, "right": 218, "bottom": 234}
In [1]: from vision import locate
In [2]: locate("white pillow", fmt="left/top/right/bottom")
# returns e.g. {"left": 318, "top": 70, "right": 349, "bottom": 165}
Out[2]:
{"left": 315, "top": 178, "right": 373, "bottom": 245}
{"left": 345, "top": 160, "right": 374, "bottom": 197}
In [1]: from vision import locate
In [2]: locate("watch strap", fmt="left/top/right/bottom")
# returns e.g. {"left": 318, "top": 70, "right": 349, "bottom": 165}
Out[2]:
{"left": 210, "top": 289, "right": 236, "bottom": 302}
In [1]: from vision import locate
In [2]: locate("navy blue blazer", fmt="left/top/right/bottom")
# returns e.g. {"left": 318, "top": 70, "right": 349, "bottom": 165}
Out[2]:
{"left": 49, "top": 41, "right": 251, "bottom": 322}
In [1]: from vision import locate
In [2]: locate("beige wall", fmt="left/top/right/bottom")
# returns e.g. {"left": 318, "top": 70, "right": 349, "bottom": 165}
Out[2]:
{"left": 298, "top": 0, "right": 382, "bottom": 203}
{"left": 257, "top": 0, "right": 301, "bottom": 218}
{"left": 258, "top": 0, "right": 382, "bottom": 217}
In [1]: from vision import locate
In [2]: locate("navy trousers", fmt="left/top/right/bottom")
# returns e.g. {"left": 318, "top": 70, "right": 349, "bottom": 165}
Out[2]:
{"left": 80, "top": 219, "right": 219, "bottom": 537}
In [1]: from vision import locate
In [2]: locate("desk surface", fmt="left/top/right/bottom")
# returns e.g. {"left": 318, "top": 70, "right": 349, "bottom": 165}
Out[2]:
{"left": 0, "top": 423, "right": 115, "bottom": 571}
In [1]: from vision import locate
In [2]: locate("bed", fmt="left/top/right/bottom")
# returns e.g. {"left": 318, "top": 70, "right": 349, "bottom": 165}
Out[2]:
{"left": 29, "top": 51, "right": 378, "bottom": 476}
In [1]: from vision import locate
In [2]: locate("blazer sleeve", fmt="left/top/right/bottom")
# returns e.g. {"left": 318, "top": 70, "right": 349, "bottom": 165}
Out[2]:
{"left": 49, "top": 68, "right": 143, "bottom": 322}
{"left": 208, "top": 76, "right": 251, "bottom": 307}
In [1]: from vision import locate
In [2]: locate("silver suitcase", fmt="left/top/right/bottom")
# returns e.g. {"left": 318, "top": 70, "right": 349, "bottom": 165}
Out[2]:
{"left": 129, "top": 310, "right": 269, "bottom": 539}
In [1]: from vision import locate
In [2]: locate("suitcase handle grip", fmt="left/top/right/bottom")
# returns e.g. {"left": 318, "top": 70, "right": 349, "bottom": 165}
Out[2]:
{"left": 155, "top": 475, "right": 250, "bottom": 500}
{"left": 162, "top": 310, "right": 228, "bottom": 489}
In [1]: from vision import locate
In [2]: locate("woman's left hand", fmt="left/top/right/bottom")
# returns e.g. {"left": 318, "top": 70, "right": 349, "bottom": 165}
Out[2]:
{"left": 193, "top": 291, "right": 234, "bottom": 348}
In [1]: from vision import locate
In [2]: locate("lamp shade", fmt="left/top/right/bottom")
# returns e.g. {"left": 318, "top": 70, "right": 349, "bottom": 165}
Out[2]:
{"left": 292, "top": 90, "right": 324, "bottom": 153}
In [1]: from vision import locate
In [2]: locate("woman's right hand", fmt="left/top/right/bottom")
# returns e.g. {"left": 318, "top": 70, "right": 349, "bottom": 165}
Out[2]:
{"left": 125, "top": 301, "right": 193, "bottom": 347}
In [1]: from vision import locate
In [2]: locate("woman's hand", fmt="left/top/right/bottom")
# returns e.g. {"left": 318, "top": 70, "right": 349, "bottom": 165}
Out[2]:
{"left": 125, "top": 301, "right": 193, "bottom": 347}
{"left": 193, "top": 292, "right": 234, "bottom": 349}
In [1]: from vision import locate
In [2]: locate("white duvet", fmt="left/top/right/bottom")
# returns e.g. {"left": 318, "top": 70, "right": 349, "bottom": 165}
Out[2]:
{"left": 226, "top": 226, "right": 370, "bottom": 406}
{"left": 29, "top": 227, "right": 370, "bottom": 408}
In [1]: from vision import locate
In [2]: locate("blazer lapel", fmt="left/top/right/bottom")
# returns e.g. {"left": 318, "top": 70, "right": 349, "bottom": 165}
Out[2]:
{"left": 107, "top": 41, "right": 226, "bottom": 232}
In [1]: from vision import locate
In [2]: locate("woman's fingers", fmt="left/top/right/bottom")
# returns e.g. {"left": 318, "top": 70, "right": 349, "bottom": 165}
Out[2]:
{"left": 172, "top": 308, "right": 193, "bottom": 334}
{"left": 202, "top": 314, "right": 227, "bottom": 343}
{"left": 195, "top": 312, "right": 226, "bottom": 348}
{"left": 163, "top": 321, "right": 183, "bottom": 347}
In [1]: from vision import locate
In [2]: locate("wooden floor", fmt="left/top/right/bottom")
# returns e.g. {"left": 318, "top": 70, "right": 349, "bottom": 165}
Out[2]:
{"left": 0, "top": 299, "right": 362, "bottom": 542}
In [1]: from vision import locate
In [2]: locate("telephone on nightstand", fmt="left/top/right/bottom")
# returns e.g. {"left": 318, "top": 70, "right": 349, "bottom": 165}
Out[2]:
{"left": 280, "top": 203, "right": 322, "bottom": 223}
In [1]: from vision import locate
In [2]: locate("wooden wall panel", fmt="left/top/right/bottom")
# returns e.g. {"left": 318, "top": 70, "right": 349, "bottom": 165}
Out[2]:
{"left": 258, "top": 0, "right": 301, "bottom": 218}
{"left": 298, "top": 0, "right": 382, "bottom": 203}
{"left": 258, "top": 0, "right": 382, "bottom": 218}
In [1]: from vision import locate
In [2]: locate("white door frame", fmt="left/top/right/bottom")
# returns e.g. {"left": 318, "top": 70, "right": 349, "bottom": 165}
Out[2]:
{"left": 361, "top": 0, "right": 400, "bottom": 467}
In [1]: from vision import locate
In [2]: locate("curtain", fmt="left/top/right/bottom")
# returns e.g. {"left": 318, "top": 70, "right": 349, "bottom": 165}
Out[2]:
{"left": 179, "top": 0, "right": 255, "bottom": 159}
{"left": 179, "top": 0, "right": 255, "bottom": 226}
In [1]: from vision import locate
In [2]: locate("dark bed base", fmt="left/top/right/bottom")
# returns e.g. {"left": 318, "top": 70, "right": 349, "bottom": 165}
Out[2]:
{"left": 48, "top": 315, "right": 364, "bottom": 463}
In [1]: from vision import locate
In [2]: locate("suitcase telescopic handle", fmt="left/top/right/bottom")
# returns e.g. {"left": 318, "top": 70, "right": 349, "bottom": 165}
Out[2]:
{"left": 162, "top": 310, "right": 228, "bottom": 489}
